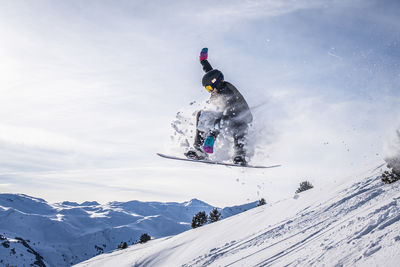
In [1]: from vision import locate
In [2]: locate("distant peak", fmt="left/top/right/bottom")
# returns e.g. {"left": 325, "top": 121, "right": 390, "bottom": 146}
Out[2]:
{"left": 60, "top": 201, "right": 79, "bottom": 206}
{"left": 0, "top": 193, "right": 46, "bottom": 203}
{"left": 184, "top": 198, "right": 211, "bottom": 207}
{"left": 80, "top": 201, "right": 100, "bottom": 206}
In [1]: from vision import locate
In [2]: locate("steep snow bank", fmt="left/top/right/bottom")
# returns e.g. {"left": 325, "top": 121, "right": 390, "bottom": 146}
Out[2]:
{"left": 76, "top": 162, "right": 400, "bottom": 267}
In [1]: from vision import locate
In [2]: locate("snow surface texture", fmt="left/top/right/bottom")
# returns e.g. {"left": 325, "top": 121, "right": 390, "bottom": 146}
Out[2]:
{"left": 0, "top": 194, "right": 256, "bottom": 266}
{"left": 77, "top": 163, "right": 400, "bottom": 267}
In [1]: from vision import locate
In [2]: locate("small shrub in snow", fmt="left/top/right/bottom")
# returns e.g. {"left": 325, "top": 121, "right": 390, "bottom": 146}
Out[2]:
{"left": 296, "top": 181, "right": 314, "bottom": 194}
{"left": 94, "top": 244, "right": 104, "bottom": 253}
{"left": 2, "top": 241, "right": 10, "bottom": 248}
{"left": 209, "top": 208, "right": 221, "bottom": 223}
{"left": 191, "top": 211, "right": 208, "bottom": 228}
{"left": 257, "top": 198, "right": 266, "bottom": 206}
{"left": 384, "top": 129, "right": 400, "bottom": 184}
{"left": 118, "top": 242, "right": 128, "bottom": 249}
{"left": 139, "top": 233, "right": 151, "bottom": 244}
{"left": 381, "top": 168, "right": 400, "bottom": 184}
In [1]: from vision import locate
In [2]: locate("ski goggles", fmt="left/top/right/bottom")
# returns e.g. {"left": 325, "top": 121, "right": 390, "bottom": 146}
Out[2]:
{"left": 205, "top": 85, "right": 214, "bottom": 92}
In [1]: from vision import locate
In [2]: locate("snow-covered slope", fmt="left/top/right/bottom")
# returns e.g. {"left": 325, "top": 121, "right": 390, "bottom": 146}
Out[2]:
{"left": 76, "top": 163, "right": 400, "bottom": 266}
{"left": 0, "top": 195, "right": 255, "bottom": 266}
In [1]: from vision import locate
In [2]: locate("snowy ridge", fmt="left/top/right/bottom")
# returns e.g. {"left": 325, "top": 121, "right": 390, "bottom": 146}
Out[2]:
{"left": 76, "top": 163, "right": 400, "bottom": 266}
{"left": 0, "top": 234, "right": 47, "bottom": 267}
{"left": 0, "top": 195, "right": 254, "bottom": 266}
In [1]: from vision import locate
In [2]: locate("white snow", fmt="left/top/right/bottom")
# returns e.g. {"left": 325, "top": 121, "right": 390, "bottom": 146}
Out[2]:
{"left": 76, "top": 162, "right": 400, "bottom": 267}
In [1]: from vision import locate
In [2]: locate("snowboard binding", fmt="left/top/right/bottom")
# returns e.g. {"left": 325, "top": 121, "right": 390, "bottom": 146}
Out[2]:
{"left": 184, "top": 148, "right": 208, "bottom": 160}
{"left": 233, "top": 155, "right": 247, "bottom": 166}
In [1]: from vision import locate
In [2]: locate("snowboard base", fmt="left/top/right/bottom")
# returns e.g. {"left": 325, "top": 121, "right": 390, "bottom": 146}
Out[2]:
{"left": 157, "top": 153, "right": 281, "bottom": 169}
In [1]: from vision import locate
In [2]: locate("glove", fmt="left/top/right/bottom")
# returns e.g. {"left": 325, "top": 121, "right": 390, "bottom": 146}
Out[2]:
{"left": 200, "top": 47, "right": 208, "bottom": 61}
{"left": 203, "top": 135, "right": 215, "bottom": 154}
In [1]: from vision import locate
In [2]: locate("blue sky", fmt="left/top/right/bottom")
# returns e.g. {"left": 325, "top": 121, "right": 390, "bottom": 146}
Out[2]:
{"left": 0, "top": 0, "right": 399, "bottom": 206}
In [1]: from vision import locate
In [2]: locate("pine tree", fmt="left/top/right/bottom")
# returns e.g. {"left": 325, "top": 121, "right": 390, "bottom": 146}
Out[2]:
{"left": 191, "top": 211, "right": 208, "bottom": 228}
{"left": 296, "top": 181, "right": 314, "bottom": 193}
{"left": 139, "top": 233, "right": 151, "bottom": 244}
{"left": 209, "top": 208, "right": 221, "bottom": 223}
{"left": 117, "top": 242, "right": 128, "bottom": 249}
{"left": 257, "top": 198, "right": 266, "bottom": 206}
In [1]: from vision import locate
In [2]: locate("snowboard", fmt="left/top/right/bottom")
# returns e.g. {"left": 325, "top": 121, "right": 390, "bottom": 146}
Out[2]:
{"left": 157, "top": 153, "right": 281, "bottom": 169}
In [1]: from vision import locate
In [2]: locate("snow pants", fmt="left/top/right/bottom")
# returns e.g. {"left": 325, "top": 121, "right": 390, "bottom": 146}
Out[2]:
{"left": 194, "top": 111, "right": 248, "bottom": 157}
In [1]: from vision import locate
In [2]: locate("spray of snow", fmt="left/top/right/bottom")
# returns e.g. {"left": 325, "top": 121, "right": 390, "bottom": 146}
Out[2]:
{"left": 168, "top": 101, "right": 199, "bottom": 154}
{"left": 246, "top": 103, "right": 277, "bottom": 164}
{"left": 168, "top": 100, "right": 233, "bottom": 161}
{"left": 168, "top": 99, "right": 276, "bottom": 164}
{"left": 384, "top": 128, "right": 400, "bottom": 171}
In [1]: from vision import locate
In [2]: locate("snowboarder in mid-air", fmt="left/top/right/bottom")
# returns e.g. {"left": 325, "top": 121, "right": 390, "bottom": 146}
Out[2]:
{"left": 185, "top": 48, "right": 253, "bottom": 166}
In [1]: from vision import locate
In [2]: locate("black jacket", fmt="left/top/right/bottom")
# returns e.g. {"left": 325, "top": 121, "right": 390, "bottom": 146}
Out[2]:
{"left": 211, "top": 81, "right": 253, "bottom": 124}
{"left": 201, "top": 60, "right": 253, "bottom": 125}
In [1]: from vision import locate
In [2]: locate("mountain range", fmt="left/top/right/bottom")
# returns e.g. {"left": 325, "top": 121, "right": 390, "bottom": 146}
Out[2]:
{"left": 0, "top": 194, "right": 256, "bottom": 266}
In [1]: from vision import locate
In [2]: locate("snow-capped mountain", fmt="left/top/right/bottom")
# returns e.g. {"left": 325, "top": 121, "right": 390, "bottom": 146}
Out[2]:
{"left": 76, "top": 163, "right": 400, "bottom": 266}
{"left": 0, "top": 195, "right": 256, "bottom": 266}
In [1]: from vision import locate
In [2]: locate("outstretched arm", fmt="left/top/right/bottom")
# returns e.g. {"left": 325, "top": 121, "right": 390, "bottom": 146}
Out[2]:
{"left": 200, "top": 48, "right": 213, "bottom": 73}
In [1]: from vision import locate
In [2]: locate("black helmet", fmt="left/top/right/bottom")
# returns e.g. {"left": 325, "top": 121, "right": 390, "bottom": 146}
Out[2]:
{"left": 202, "top": 69, "right": 224, "bottom": 92}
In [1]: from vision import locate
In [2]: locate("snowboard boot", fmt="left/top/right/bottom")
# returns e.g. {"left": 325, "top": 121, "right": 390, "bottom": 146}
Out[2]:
{"left": 233, "top": 155, "right": 247, "bottom": 166}
{"left": 185, "top": 147, "right": 208, "bottom": 160}
{"left": 233, "top": 135, "right": 247, "bottom": 166}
